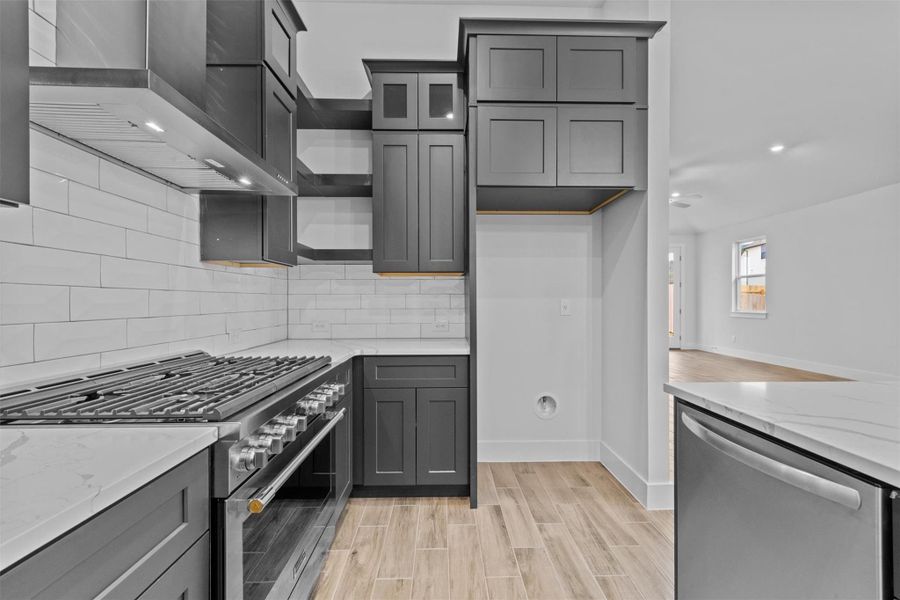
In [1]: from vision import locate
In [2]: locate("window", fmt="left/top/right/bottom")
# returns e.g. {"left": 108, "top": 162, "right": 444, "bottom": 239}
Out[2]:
{"left": 733, "top": 237, "right": 767, "bottom": 315}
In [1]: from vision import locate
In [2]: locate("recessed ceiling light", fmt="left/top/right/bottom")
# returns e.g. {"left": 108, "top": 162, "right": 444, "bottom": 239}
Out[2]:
{"left": 238, "top": 176, "right": 252, "bottom": 186}
{"left": 145, "top": 121, "right": 165, "bottom": 133}
{"left": 204, "top": 158, "right": 225, "bottom": 169}
{"left": 445, "top": 112, "right": 454, "bottom": 119}
{"left": 670, "top": 191, "right": 681, "bottom": 198}
{"left": 769, "top": 144, "right": 785, "bottom": 153}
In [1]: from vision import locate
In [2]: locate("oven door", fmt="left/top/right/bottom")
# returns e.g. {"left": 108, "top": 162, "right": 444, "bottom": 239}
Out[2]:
{"left": 220, "top": 408, "right": 346, "bottom": 600}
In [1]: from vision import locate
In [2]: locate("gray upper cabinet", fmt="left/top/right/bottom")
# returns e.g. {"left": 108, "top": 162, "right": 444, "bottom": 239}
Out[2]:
{"left": 0, "top": 0, "right": 28, "bottom": 206}
{"left": 476, "top": 35, "right": 557, "bottom": 102}
{"left": 558, "top": 105, "right": 636, "bottom": 187}
{"left": 416, "top": 388, "right": 468, "bottom": 485}
{"left": 373, "top": 73, "right": 419, "bottom": 130}
{"left": 477, "top": 105, "right": 557, "bottom": 186}
{"left": 418, "top": 73, "right": 465, "bottom": 130}
{"left": 419, "top": 135, "right": 465, "bottom": 272}
{"left": 557, "top": 36, "right": 637, "bottom": 103}
{"left": 373, "top": 133, "right": 419, "bottom": 272}
{"left": 364, "top": 388, "right": 417, "bottom": 486}
{"left": 200, "top": 194, "right": 296, "bottom": 266}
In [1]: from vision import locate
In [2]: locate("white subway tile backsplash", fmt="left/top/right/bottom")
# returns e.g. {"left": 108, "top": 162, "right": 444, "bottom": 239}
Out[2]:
{"left": 149, "top": 290, "right": 200, "bottom": 316}
{"left": 33, "top": 0, "right": 56, "bottom": 26}
{"left": 127, "top": 230, "right": 197, "bottom": 266}
{"left": 299, "top": 264, "right": 345, "bottom": 279}
{"left": 375, "top": 279, "right": 420, "bottom": 295}
{"left": 34, "top": 209, "right": 127, "bottom": 256}
{"left": 29, "top": 48, "right": 54, "bottom": 67}
{"left": 29, "top": 10, "right": 56, "bottom": 63}
{"left": 148, "top": 208, "right": 199, "bottom": 244}
{"left": 99, "top": 161, "right": 167, "bottom": 210}
{"left": 200, "top": 292, "right": 237, "bottom": 314}
{"left": 288, "top": 295, "right": 316, "bottom": 310}
{"left": 226, "top": 310, "right": 285, "bottom": 333}
{"left": 0, "top": 355, "right": 102, "bottom": 388}
{"left": 127, "top": 315, "right": 226, "bottom": 347}
{"left": 0, "top": 284, "right": 69, "bottom": 324}
{"left": 1, "top": 242, "right": 100, "bottom": 286}
{"left": 101, "top": 256, "right": 169, "bottom": 289}
{"left": 346, "top": 309, "right": 390, "bottom": 324}
{"left": 70, "top": 287, "right": 149, "bottom": 320}
{"left": 165, "top": 188, "right": 199, "bottom": 220}
{"left": 316, "top": 294, "right": 360, "bottom": 309}
{"left": 100, "top": 343, "right": 171, "bottom": 368}
{"left": 419, "top": 279, "right": 465, "bottom": 294}
{"left": 289, "top": 323, "right": 332, "bottom": 339}
{"left": 376, "top": 323, "right": 420, "bottom": 338}
{"left": 29, "top": 169, "right": 69, "bottom": 213}
{"left": 170, "top": 265, "right": 217, "bottom": 292}
{"left": 30, "top": 131, "right": 99, "bottom": 187}
{"left": 435, "top": 308, "right": 467, "bottom": 324}
{"left": 421, "top": 323, "right": 466, "bottom": 338}
{"left": 0, "top": 324, "right": 34, "bottom": 366}
{"left": 34, "top": 320, "right": 127, "bottom": 361}
{"left": 361, "top": 295, "right": 406, "bottom": 309}
{"left": 289, "top": 279, "right": 331, "bottom": 295}
{"left": 0, "top": 204, "right": 33, "bottom": 244}
{"left": 331, "top": 279, "right": 375, "bottom": 294}
{"left": 345, "top": 265, "right": 380, "bottom": 280}
{"left": 299, "top": 309, "right": 345, "bottom": 324}
{"left": 406, "top": 295, "right": 450, "bottom": 309}
{"left": 390, "top": 308, "right": 436, "bottom": 324}
{"left": 451, "top": 295, "right": 466, "bottom": 309}
{"left": 331, "top": 324, "right": 376, "bottom": 339}
{"left": 69, "top": 182, "right": 148, "bottom": 231}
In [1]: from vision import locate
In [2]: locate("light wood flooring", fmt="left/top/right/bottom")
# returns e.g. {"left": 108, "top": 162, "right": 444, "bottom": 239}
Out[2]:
{"left": 313, "top": 462, "right": 673, "bottom": 600}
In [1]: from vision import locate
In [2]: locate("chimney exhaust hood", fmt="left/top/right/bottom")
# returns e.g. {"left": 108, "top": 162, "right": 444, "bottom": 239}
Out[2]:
{"left": 29, "top": 0, "right": 298, "bottom": 196}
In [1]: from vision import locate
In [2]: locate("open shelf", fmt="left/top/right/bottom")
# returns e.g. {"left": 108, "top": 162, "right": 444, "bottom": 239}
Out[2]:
{"left": 295, "top": 244, "right": 373, "bottom": 264}
{"left": 296, "top": 75, "right": 372, "bottom": 130}
{"left": 295, "top": 159, "right": 372, "bottom": 198}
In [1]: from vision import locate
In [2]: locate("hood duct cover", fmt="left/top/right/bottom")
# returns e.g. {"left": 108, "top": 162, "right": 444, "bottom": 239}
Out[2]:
{"left": 29, "top": 68, "right": 299, "bottom": 195}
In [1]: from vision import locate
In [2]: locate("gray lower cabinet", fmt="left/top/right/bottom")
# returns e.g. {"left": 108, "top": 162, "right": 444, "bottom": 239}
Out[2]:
{"left": 476, "top": 105, "right": 557, "bottom": 187}
{"left": 364, "top": 388, "right": 417, "bottom": 486}
{"left": 557, "top": 36, "right": 637, "bottom": 103}
{"left": 0, "top": 451, "right": 210, "bottom": 600}
{"left": 557, "top": 105, "right": 636, "bottom": 187}
{"left": 416, "top": 388, "right": 468, "bottom": 485}
{"left": 373, "top": 133, "right": 466, "bottom": 273}
{"left": 137, "top": 533, "right": 209, "bottom": 600}
{"left": 476, "top": 35, "right": 557, "bottom": 102}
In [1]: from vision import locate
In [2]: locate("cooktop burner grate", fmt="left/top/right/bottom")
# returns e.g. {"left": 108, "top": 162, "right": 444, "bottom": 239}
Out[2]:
{"left": 0, "top": 353, "right": 331, "bottom": 422}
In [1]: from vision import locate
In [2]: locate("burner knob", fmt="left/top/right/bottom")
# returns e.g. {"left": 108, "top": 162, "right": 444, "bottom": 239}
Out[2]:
{"left": 233, "top": 446, "right": 267, "bottom": 471}
{"left": 309, "top": 391, "right": 333, "bottom": 407}
{"left": 249, "top": 434, "right": 283, "bottom": 454}
{"left": 261, "top": 423, "right": 292, "bottom": 443}
{"left": 323, "top": 383, "right": 346, "bottom": 397}
{"left": 274, "top": 414, "right": 306, "bottom": 436}
{"left": 297, "top": 399, "right": 325, "bottom": 415}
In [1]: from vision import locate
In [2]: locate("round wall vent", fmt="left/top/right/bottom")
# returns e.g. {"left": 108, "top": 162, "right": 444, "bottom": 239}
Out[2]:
{"left": 534, "top": 395, "right": 558, "bottom": 419}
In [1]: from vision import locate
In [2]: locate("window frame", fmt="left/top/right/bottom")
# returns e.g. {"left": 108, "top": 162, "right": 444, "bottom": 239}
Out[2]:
{"left": 731, "top": 236, "right": 767, "bottom": 318}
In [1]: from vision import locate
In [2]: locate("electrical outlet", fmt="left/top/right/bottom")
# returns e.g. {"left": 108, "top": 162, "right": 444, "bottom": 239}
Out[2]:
{"left": 312, "top": 321, "right": 329, "bottom": 333}
{"left": 434, "top": 319, "right": 449, "bottom": 332}
{"left": 560, "top": 298, "right": 572, "bottom": 316}
{"left": 731, "top": 334, "right": 737, "bottom": 343}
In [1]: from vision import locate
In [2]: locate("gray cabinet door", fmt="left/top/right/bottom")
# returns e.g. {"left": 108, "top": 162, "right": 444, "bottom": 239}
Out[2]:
{"left": 418, "top": 73, "right": 465, "bottom": 131}
{"left": 373, "top": 73, "right": 418, "bottom": 130}
{"left": 263, "top": 0, "right": 301, "bottom": 94}
{"left": 558, "top": 105, "right": 636, "bottom": 187}
{"left": 557, "top": 36, "right": 637, "bottom": 103}
{"left": 0, "top": 451, "right": 209, "bottom": 600}
{"left": 137, "top": 533, "right": 209, "bottom": 600}
{"left": 364, "top": 388, "right": 417, "bottom": 486}
{"left": 419, "top": 134, "right": 465, "bottom": 273}
{"left": 373, "top": 133, "right": 418, "bottom": 273}
{"left": 263, "top": 196, "right": 297, "bottom": 266}
{"left": 363, "top": 356, "right": 469, "bottom": 389}
{"left": 477, "top": 106, "right": 557, "bottom": 187}
{"left": 416, "top": 388, "right": 468, "bottom": 485}
{"left": 476, "top": 35, "right": 557, "bottom": 102}
{"left": 264, "top": 68, "right": 297, "bottom": 188}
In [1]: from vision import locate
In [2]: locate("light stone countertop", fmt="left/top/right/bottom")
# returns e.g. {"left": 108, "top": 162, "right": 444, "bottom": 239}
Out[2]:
{"left": 236, "top": 338, "right": 470, "bottom": 366}
{"left": 665, "top": 381, "right": 900, "bottom": 488}
{"left": 0, "top": 426, "right": 218, "bottom": 572}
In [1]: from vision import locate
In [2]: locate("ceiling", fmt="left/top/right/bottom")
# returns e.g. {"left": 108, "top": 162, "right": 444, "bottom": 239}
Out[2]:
{"left": 668, "top": 0, "right": 900, "bottom": 234}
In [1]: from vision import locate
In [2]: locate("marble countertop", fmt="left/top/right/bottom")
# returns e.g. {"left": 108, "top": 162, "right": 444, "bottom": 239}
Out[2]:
{"left": 236, "top": 338, "right": 470, "bottom": 365}
{"left": 0, "top": 426, "right": 217, "bottom": 572}
{"left": 665, "top": 381, "right": 900, "bottom": 488}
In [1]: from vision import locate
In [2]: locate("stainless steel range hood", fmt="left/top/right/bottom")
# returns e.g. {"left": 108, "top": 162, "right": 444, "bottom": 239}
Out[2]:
{"left": 29, "top": 0, "right": 298, "bottom": 196}
{"left": 30, "top": 67, "right": 298, "bottom": 195}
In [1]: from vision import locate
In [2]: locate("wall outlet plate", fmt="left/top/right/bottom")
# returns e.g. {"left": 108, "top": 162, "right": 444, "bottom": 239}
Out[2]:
{"left": 434, "top": 319, "right": 449, "bottom": 332}
{"left": 560, "top": 298, "right": 572, "bottom": 316}
{"left": 312, "top": 321, "right": 329, "bottom": 333}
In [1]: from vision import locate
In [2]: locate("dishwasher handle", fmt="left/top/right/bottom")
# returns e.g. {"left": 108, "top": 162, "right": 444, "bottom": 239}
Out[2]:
{"left": 681, "top": 412, "right": 862, "bottom": 511}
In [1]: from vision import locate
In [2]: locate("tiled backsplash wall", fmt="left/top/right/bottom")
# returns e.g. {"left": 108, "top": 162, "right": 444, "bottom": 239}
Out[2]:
{"left": 289, "top": 266, "right": 466, "bottom": 339}
{"left": 0, "top": 131, "right": 288, "bottom": 387}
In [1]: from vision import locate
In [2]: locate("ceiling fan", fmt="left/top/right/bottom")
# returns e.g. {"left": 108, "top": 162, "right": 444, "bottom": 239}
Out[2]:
{"left": 669, "top": 193, "right": 703, "bottom": 208}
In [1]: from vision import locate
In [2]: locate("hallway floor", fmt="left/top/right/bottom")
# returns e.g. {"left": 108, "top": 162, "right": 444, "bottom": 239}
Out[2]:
{"left": 313, "top": 462, "right": 673, "bottom": 600}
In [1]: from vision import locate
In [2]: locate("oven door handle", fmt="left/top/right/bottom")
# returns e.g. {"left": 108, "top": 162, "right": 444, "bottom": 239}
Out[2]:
{"left": 247, "top": 408, "right": 346, "bottom": 514}
{"left": 681, "top": 412, "right": 861, "bottom": 510}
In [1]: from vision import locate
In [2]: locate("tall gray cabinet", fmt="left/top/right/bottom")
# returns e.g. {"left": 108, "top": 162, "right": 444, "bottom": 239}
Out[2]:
{"left": 367, "top": 60, "right": 467, "bottom": 274}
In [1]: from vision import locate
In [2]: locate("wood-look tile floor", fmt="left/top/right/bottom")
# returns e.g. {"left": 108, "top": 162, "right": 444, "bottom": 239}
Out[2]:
{"left": 313, "top": 462, "right": 673, "bottom": 600}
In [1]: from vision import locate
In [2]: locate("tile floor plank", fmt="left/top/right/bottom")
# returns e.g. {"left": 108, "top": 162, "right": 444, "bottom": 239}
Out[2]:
{"left": 534, "top": 462, "right": 579, "bottom": 504}
{"left": 310, "top": 549, "right": 349, "bottom": 600}
{"left": 378, "top": 505, "right": 419, "bottom": 579}
{"left": 613, "top": 545, "right": 674, "bottom": 600}
{"left": 485, "top": 576, "right": 528, "bottom": 600}
{"left": 490, "top": 463, "right": 520, "bottom": 488}
{"left": 415, "top": 497, "right": 448, "bottom": 548}
{"left": 515, "top": 471, "right": 562, "bottom": 524}
{"left": 360, "top": 497, "right": 394, "bottom": 526}
{"left": 331, "top": 526, "right": 386, "bottom": 600}
{"left": 478, "top": 463, "right": 501, "bottom": 505}
{"left": 331, "top": 502, "right": 365, "bottom": 550}
{"left": 596, "top": 575, "right": 645, "bottom": 600}
{"left": 556, "top": 502, "right": 624, "bottom": 576}
{"left": 371, "top": 578, "right": 413, "bottom": 600}
{"left": 496, "top": 487, "right": 543, "bottom": 548}
{"left": 573, "top": 487, "right": 638, "bottom": 547}
{"left": 538, "top": 522, "right": 605, "bottom": 599}
{"left": 514, "top": 547, "right": 568, "bottom": 600}
{"left": 447, "top": 495, "right": 476, "bottom": 525}
{"left": 474, "top": 504, "right": 520, "bottom": 577}
{"left": 410, "top": 548, "right": 450, "bottom": 600}
{"left": 448, "top": 524, "right": 489, "bottom": 599}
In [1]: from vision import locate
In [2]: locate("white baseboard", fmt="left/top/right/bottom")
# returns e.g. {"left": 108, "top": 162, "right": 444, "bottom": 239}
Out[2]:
{"left": 478, "top": 439, "right": 598, "bottom": 462}
{"left": 595, "top": 441, "right": 674, "bottom": 510}
{"left": 693, "top": 344, "right": 898, "bottom": 382}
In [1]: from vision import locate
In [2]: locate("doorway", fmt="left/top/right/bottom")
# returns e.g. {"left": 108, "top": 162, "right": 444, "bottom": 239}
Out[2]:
{"left": 668, "top": 246, "right": 683, "bottom": 349}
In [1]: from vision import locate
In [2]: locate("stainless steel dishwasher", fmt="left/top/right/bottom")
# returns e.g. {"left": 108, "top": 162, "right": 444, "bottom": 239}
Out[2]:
{"left": 675, "top": 401, "right": 892, "bottom": 600}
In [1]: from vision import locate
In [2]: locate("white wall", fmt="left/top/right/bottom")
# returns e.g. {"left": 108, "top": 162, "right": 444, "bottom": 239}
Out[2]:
{"left": 695, "top": 183, "right": 900, "bottom": 380}
{"left": 669, "top": 232, "right": 698, "bottom": 347}
{"left": 476, "top": 215, "right": 597, "bottom": 460}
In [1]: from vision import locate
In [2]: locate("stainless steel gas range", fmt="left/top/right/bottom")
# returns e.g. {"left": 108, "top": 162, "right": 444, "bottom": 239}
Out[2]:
{"left": 0, "top": 351, "right": 354, "bottom": 600}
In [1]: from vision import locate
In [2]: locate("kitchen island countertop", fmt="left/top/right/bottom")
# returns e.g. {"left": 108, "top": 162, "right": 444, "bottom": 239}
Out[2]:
{"left": 0, "top": 426, "right": 217, "bottom": 572}
{"left": 665, "top": 380, "right": 900, "bottom": 488}
{"left": 238, "top": 338, "right": 470, "bottom": 365}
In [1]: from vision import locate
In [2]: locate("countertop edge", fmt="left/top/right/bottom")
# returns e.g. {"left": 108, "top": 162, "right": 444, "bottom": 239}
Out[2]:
{"left": 0, "top": 427, "right": 218, "bottom": 572}
{"left": 665, "top": 382, "right": 900, "bottom": 489}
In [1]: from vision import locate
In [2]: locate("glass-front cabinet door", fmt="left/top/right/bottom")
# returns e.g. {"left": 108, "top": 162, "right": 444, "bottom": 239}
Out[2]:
{"left": 418, "top": 73, "right": 464, "bottom": 130}
{"left": 373, "top": 73, "right": 418, "bottom": 130}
